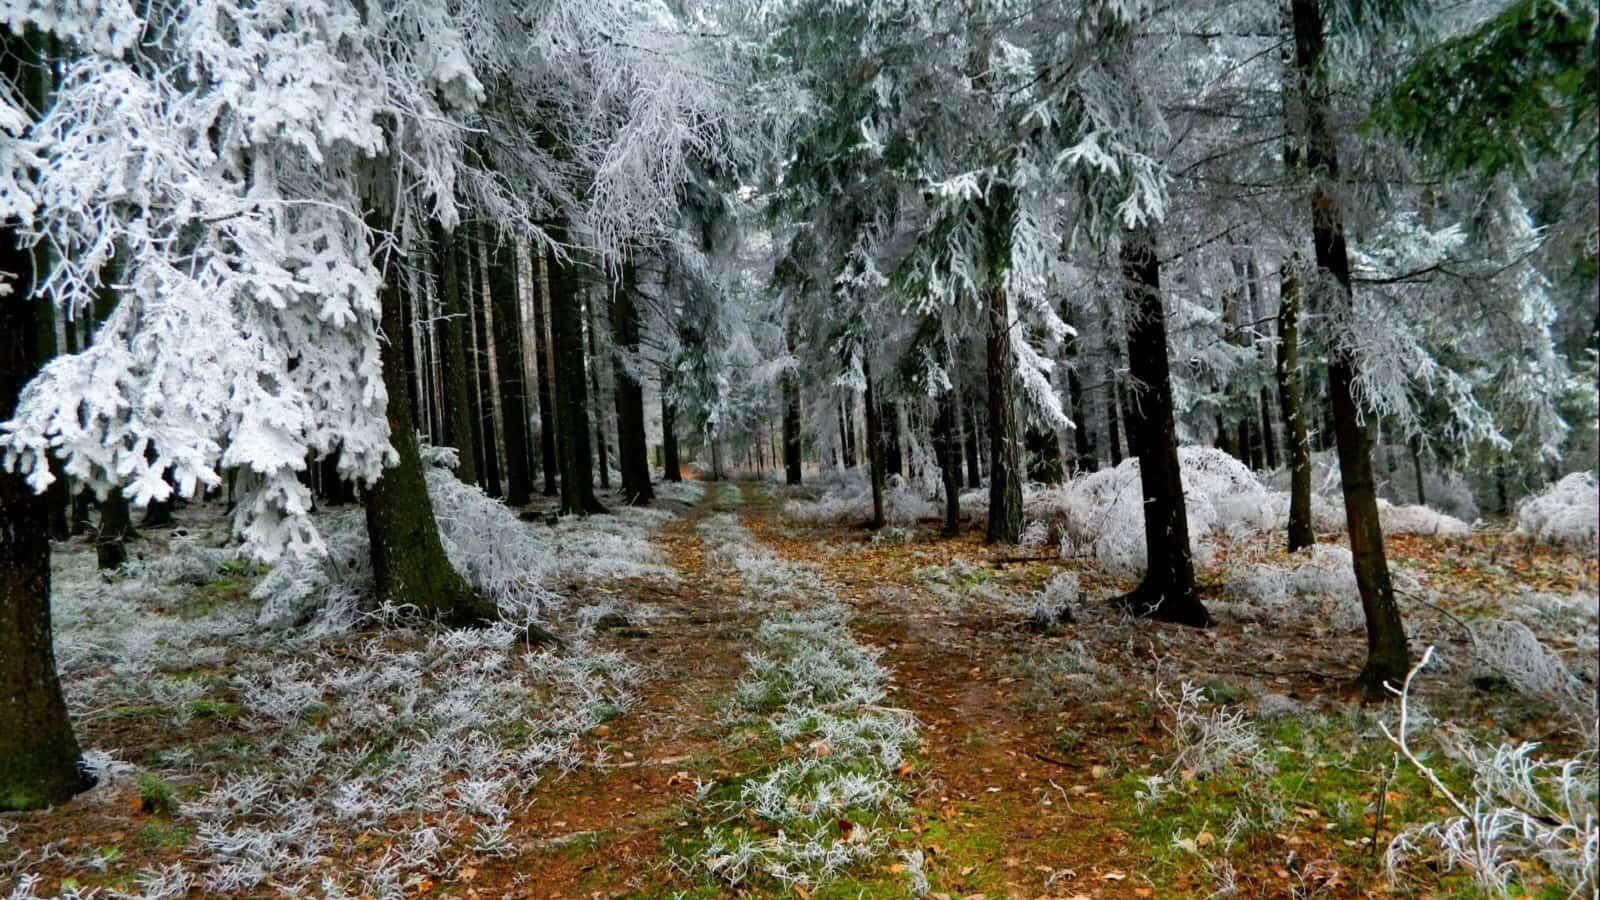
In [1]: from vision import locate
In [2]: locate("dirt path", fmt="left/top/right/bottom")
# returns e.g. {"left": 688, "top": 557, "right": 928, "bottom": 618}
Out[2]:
{"left": 733, "top": 485, "right": 1158, "bottom": 899}
{"left": 472, "top": 489, "right": 759, "bottom": 897}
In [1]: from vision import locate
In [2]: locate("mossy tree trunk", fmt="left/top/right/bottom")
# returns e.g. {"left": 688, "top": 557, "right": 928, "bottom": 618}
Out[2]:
{"left": 364, "top": 214, "right": 496, "bottom": 625}
{"left": 1117, "top": 225, "right": 1211, "bottom": 628}
{"left": 0, "top": 26, "right": 92, "bottom": 812}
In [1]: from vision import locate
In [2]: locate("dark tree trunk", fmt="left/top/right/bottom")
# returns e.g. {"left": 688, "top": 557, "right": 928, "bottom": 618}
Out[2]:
{"left": 429, "top": 223, "right": 479, "bottom": 486}
{"left": 1, "top": 31, "right": 92, "bottom": 803}
{"left": 586, "top": 291, "right": 611, "bottom": 491}
{"left": 1237, "top": 418, "right": 1255, "bottom": 470}
{"left": 531, "top": 251, "right": 559, "bottom": 496}
{"left": 470, "top": 231, "right": 503, "bottom": 499}
{"left": 363, "top": 214, "right": 499, "bottom": 626}
{"left": 1106, "top": 380, "right": 1125, "bottom": 466}
{"left": 661, "top": 368, "right": 682, "bottom": 483}
{"left": 1026, "top": 425, "right": 1064, "bottom": 484}
{"left": 1062, "top": 306, "right": 1097, "bottom": 473}
{"left": 610, "top": 262, "right": 653, "bottom": 505}
{"left": 1409, "top": 436, "right": 1427, "bottom": 507}
{"left": 1276, "top": 260, "right": 1315, "bottom": 552}
{"left": 863, "top": 355, "right": 886, "bottom": 530}
{"left": 1292, "top": 0, "right": 1409, "bottom": 695}
{"left": 984, "top": 284, "right": 1023, "bottom": 544}
{"left": 961, "top": 391, "right": 982, "bottom": 489}
{"left": 141, "top": 493, "right": 174, "bottom": 528}
{"left": 548, "top": 225, "right": 607, "bottom": 515}
{"left": 842, "top": 398, "right": 858, "bottom": 468}
{"left": 1117, "top": 225, "right": 1210, "bottom": 627}
{"left": 783, "top": 366, "right": 802, "bottom": 485}
{"left": 883, "top": 399, "right": 903, "bottom": 478}
{"left": 487, "top": 234, "right": 532, "bottom": 506}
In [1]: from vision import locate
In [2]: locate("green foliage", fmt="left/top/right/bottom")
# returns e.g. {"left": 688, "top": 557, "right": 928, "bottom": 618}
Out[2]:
{"left": 1372, "top": 0, "right": 1598, "bottom": 177}
{"left": 135, "top": 772, "right": 177, "bottom": 817}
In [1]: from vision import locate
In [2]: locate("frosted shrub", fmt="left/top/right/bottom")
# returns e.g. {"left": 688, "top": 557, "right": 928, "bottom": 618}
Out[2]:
{"left": 1027, "top": 572, "right": 1078, "bottom": 629}
{"left": 1467, "top": 619, "right": 1592, "bottom": 720}
{"left": 1156, "top": 681, "right": 1266, "bottom": 782}
{"left": 1383, "top": 648, "right": 1599, "bottom": 896}
{"left": 1514, "top": 472, "right": 1599, "bottom": 550}
{"left": 1376, "top": 499, "right": 1471, "bottom": 538}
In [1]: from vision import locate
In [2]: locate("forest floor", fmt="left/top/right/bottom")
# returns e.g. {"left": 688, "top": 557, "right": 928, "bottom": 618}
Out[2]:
{"left": 3, "top": 473, "right": 1596, "bottom": 899}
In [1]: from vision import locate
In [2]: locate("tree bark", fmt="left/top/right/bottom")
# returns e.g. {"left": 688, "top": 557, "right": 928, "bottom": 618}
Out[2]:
{"left": 961, "top": 390, "right": 981, "bottom": 489}
{"left": 586, "top": 290, "right": 612, "bottom": 491}
{"left": 883, "top": 398, "right": 903, "bottom": 478}
{"left": 1291, "top": 0, "right": 1409, "bottom": 694}
{"left": 2, "top": 30, "right": 92, "bottom": 805}
{"left": 863, "top": 355, "right": 886, "bottom": 529}
{"left": 1117, "top": 225, "right": 1210, "bottom": 627}
{"left": 610, "top": 261, "right": 654, "bottom": 505}
{"left": 984, "top": 283, "right": 1024, "bottom": 544}
{"left": 1062, "top": 306, "right": 1097, "bottom": 473}
{"left": 782, "top": 365, "right": 802, "bottom": 485}
{"left": 1409, "top": 435, "right": 1427, "bottom": 507}
{"left": 363, "top": 215, "right": 499, "bottom": 626}
{"left": 547, "top": 228, "right": 607, "bottom": 515}
{"left": 531, "top": 248, "right": 556, "bottom": 493}
{"left": 661, "top": 367, "right": 682, "bottom": 483}
{"left": 429, "top": 221, "right": 479, "bottom": 487}
{"left": 1276, "top": 260, "right": 1315, "bottom": 552}
{"left": 487, "top": 233, "right": 533, "bottom": 506}
{"left": 470, "top": 232, "right": 503, "bottom": 498}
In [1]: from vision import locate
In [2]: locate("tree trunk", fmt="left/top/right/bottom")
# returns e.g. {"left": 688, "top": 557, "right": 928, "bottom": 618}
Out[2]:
{"left": 1409, "top": 435, "right": 1427, "bottom": 507}
{"left": 661, "top": 367, "right": 682, "bottom": 483}
{"left": 488, "top": 233, "right": 533, "bottom": 506}
{"left": 1117, "top": 225, "right": 1210, "bottom": 627}
{"left": 1, "top": 31, "right": 92, "bottom": 803}
{"left": 961, "top": 391, "right": 982, "bottom": 489}
{"left": 610, "top": 262, "right": 654, "bottom": 505}
{"left": 530, "top": 251, "right": 559, "bottom": 496}
{"left": 548, "top": 227, "right": 607, "bottom": 515}
{"left": 1276, "top": 260, "right": 1315, "bottom": 552}
{"left": 429, "top": 222, "right": 479, "bottom": 487}
{"left": 864, "top": 355, "right": 886, "bottom": 530}
{"left": 984, "top": 284, "right": 1024, "bottom": 544}
{"left": 470, "top": 232, "right": 503, "bottom": 498}
{"left": 883, "top": 398, "right": 903, "bottom": 478}
{"left": 586, "top": 290, "right": 611, "bottom": 491}
{"left": 1026, "top": 424, "right": 1064, "bottom": 484}
{"left": 363, "top": 215, "right": 498, "bottom": 625}
{"left": 1292, "top": 0, "right": 1409, "bottom": 695}
{"left": 783, "top": 366, "right": 802, "bottom": 485}
{"left": 1062, "top": 307, "right": 1097, "bottom": 473}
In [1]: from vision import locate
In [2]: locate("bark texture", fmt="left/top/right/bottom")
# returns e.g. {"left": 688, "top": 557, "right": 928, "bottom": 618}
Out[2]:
{"left": 430, "top": 222, "right": 480, "bottom": 487}
{"left": 609, "top": 262, "right": 654, "bottom": 505}
{"left": 547, "top": 224, "right": 607, "bottom": 515}
{"left": 1291, "top": 0, "right": 1409, "bottom": 694}
{"left": 1117, "top": 225, "right": 1211, "bottom": 627}
{"left": 984, "top": 283, "right": 1023, "bottom": 544}
{"left": 1276, "top": 260, "right": 1316, "bottom": 552}
{"left": 488, "top": 234, "right": 533, "bottom": 506}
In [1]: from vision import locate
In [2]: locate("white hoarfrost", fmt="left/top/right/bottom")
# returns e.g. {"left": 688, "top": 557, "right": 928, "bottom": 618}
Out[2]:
{"left": 1514, "top": 472, "right": 1599, "bottom": 551}
{"left": 688, "top": 511, "right": 919, "bottom": 891}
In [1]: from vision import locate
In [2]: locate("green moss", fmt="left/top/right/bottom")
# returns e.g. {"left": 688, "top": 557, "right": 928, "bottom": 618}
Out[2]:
{"left": 135, "top": 772, "right": 177, "bottom": 817}
{"left": 135, "top": 821, "right": 192, "bottom": 849}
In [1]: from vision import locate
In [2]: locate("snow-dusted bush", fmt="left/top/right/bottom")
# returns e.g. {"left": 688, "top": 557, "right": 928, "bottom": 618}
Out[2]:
{"left": 1027, "top": 572, "right": 1079, "bottom": 628}
{"left": 1384, "top": 648, "right": 1599, "bottom": 897}
{"left": 1514, "top": 472, "right": 1598, "bottom": 550}
{"left": 782, "top": 468, "right": 937, "bottom": 526}
{"left": 1270, "top": 448, "right": 1481, "bottom": 523}
{"left": 1466, "top": 619, "right": 1593, "bottom": 720}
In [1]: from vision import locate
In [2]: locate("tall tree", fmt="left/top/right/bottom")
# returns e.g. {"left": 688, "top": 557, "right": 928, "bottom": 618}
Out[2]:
{"left": 1276, "top": 257, "right": 1315, "bottom": 552}
{"left": 610, "top": 260, "right": 654, "bottom": 504}
{"left": 472, "top": 232, "right": 504, "bottom": 499}
{"left": 0, "top": 27, "right": 92, "bottom": 812}
{"left": 782, "top": 364, "right": 802, "bottom": 485}
{"left": 429, "top": 221, "right": 480, "bottom": 487}
{"left": 487, "top": 232, "right": 533, "bottom": 506}
{"left": 1118, "top": 225, "right": 1211, "bottom": 627}
{"left": 1290, "top": 0, "right": 1408, "bottom": 693}
{"left": 863, "top": 355, "right": 886, "bottom": 529}
{"left": 661, "top": 367, "right": 682, "bottom": 482}
{"left": 548, "top": 229, "right": 608, "bottom": 515}
{"left": 982, "top": 192, "right": 1024, "bottom": 545}
{"left": 531, "top": 249, "right": 559, "bottom": 496}
{"left": 363, "top": 215, "right": 498, "bottom": 625}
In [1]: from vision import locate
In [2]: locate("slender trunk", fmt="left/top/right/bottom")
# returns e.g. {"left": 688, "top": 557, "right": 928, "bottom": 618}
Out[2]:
{"left": 883, "top": 399, "right": 903, "bottom": 478}
{"left": 984, "top": 283, "right": 1023, "bottom": 544}
{"left": 843, "top": 398, "right": 858, "bottom": 468}
{"left": 961, "top": 390, "right": 981, "bottom": 489}
{"left": 548, "top": 225, "right": 607, "bottom": 515}
{"left": 586, "top": 290, "right": 611, "bottom": 491}
{"left": 1026, "top": 424, "right": 1064, "bottom": 484}
{"left": 1062, "top": 307, "right": 1097, "bottom": 473}
{"left": 363, "top": 214, "right": 498, "bottom": 625}
{"left": 610, "top": 261, "right": 654, "bottom": 505}
{"left": 1118, "top": 225, "right": 1210, "bottom": 627}
{"left": 935, "top": 328, "right": 963, "bottom": 536}
{"left": 1276, "top": 260, "right": 1315, "bottom": 552}
{"left": 783, "top": 367, "right": 802, "bottom": 485}
{"left": 94, "top": 493, "right": 132, "bottom": 570}
{"left": 1106, "top": 379, "right": 1125, "bottom": 466}
{"left": 1292, "top": 0, "right": 1408, "bottom": 694}
{"left": 1409, "top": 435, "right": 1427, "bottom": 507}
{"left": 864, "top": 355, "right": 886, "bottom": 529}
{"left": 488, "top": 233, "right": 533, "bottom": 506}
{"left": 429, "top": 222, "right": 479, "bottom": 486}
{"left": 534, "top": 248, "right": 560, "bottom": 493}
{"left": 1, "top": 30, "right": 91, "bottom": 805}
{"left": 471, "top": 232, "right": 503, "bottom": 498}
{"left": 661, "top": 367, "right": 682, "bottom": 483}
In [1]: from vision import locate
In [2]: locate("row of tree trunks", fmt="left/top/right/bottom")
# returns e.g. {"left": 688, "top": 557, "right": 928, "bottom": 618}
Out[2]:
{"left": 547, "top": 225, "right": 608, "bottom": 516}
{"left": 610, "top": 261, "right": 654, "bottom": 505}
{"left": 488, "top": 233, "right": 534, "bottom": 507}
